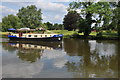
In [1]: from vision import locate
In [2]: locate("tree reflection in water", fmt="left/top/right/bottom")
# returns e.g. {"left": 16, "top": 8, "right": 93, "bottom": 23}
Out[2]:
{"left": 17, "top": 48, "right": 43, "bottom": 63}
{"left": 3, "top": 42, "right": 44, "bottom": 63}
{"left": 2, "top": 42, "right": 17, "bottom": 52}
{"left": 2, "top": 39, "right": 118, "bottom": 78}
{"left": 64, "top": 39, "right": 118, "bottom": 78}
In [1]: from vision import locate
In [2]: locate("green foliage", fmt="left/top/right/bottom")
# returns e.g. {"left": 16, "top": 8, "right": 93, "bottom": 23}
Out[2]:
{"left": 110, "top": 1, "right": 120, "bottom": 37}
{"left": 0, "top": 22, "right": 2, "bottom": 31}
{"left": 117, "top": 1, "right": 120, "bottom": 37}
{"left": 44, "top": 22, "right": 53, "bottom": 30}
{"left": 53, "top": 23, "right": 64, "bottom": 30}
{"left": 63, "top": 11, "right": 80, "bottom": 31}
{"left": 44, "top": 22, "right": 64, "bottom": 30}
{"left": 17, "top": 49, "right": 41, "bottom": 63}
{"left": 68, "top": 2, "right": 113, "bottom": 36}
{"left": 2, "top": 14, "right": 21, "bottom": 31}
{"left": 96, "top": 32, "right": 102, "bottom": 37}
{"left": 17, "top": 5, "right": 42, "bottom": 29}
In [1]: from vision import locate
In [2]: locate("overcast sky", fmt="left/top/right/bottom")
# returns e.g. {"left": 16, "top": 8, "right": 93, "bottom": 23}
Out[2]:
{"left": 0, "top": 0, "right": 78, "bottom": 24}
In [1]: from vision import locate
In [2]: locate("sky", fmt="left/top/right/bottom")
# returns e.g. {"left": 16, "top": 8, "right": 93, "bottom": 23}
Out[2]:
{"left": 0, "top": 0, "right": 118, "bottom": 24}
{"left": 0, "top": 0, "right": 77, "bottom": 24}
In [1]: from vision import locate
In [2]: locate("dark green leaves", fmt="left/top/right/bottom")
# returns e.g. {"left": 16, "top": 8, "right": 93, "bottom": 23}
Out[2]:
{"left": 63, "top": 11, "right": 80, "bottom": 31}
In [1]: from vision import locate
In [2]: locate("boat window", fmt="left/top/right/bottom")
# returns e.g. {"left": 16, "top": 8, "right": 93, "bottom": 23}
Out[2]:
{"left": 41, "top": 35, "right": 42, "bottom": 37}
{"left": 29, "top": 45, "right": 31, "bottom": 47}
{"left": 45, "top": 35, "right": 47, "bottom": 37}
{"left": 50, "top": 35, "right": 51, "bottom": 37}
{"left": 34, "top": 45, "right": 37, "bottom": 48}
{"left": 34, "top": 35, "right": 37, "bottom": 37}
{"left": 28, "top": 35, "right": 31, "bottom": 37}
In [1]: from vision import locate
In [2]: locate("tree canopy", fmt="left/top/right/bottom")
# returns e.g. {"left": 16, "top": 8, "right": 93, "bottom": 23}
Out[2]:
{"left": 2, "top": 14, "right": 20, "bottom": 31}
{"left": 116, "top": 1, "right": 120, "bottom": 37}
{"left": 67, "top": 2, "right": 113, "bottom": 36}
{"left": 17, "top": 5, "right": 42, "bottom": 29}
{"left": 63, "top": 11, "right": 80, "bottom": 31}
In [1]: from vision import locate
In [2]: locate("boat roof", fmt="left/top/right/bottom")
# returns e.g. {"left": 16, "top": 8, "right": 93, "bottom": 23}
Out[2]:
{"left": 17, "top": 29, "right": 35, "bottom": 31}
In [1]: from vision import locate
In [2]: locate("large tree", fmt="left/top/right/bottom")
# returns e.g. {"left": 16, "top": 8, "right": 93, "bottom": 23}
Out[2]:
{"left": 110, "top": 1, "right": 120, "bottom": 37}
{"left": 63, "top": 11, "right": 80, "bottom": 31}
{"left": 2, "top": 14, "right": 20, "bottom": 31}
{"left": 68, "top": 2, "right": 112, "bottom": 36}
{"left": 0, "top": 22, "right": 2, "bottom": 31}
{"left": 17, "top": 5, "right": 42, "bottom": 29}
{"left": 117, "top": 1, "right": 120, "bottom": 37}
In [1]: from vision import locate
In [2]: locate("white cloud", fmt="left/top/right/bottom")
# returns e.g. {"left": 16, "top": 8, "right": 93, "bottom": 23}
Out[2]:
{"left": 3, "top": 61, "right": 44, "bottom": 78}
{"left": 35, "top": 1, "right": 67, "bottom": 23}
{"left": 1, "top": 5, "right": 17, "bottom": 16}
{"left": 55, "top": 0, "right": 71, "bottom": 2}
{"left": 54, "top": 15, "right": 61, "bottom": 20}
{"left": 42, "top": 15, "right": 47, "bottom": 19}
{"left": 1, "top": 0, "right": 75, "bottom": 2}
{"left": 36, "top": 0, "right": 67, "bottom": 13}
{"left": 1, "top": 0, "right": 38, "bottom": 2}
{"left": 1, "top": 0, "right": 68, "bottom": 23}
{"left": 76, "top": 9, "right": 82, "bottom": 13}
{"left": 1, "top": 0, "right": 118, "bottom": 2}
{"left": 54, "top": 57, "right": 67, "bottom": 68}
{"left": 0, "top": 5, "right": 18, "bottom": 22}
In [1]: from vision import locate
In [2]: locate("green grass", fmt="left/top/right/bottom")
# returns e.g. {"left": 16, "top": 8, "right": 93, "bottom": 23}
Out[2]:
{"left": 51, "top": 30, "right": 76, "bottom": 35}
{"left": 0, "top": 32, "right": 9, "bottom": 35}
{"left": 0, "top": 32, "right": 11, "bottom": 38}
{"left": 102, "top": 30, "right": 118, "bottom": 37}
{"left": 50, "top": 30, "right": 118, "bottom": 38}
{"left": 50, "top": 30, "right": 79, "bottom": 38}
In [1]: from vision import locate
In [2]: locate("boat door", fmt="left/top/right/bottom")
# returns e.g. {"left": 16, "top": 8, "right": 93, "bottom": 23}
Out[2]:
{"left": 19, "top": 32, "right": 23, "bottom": 37}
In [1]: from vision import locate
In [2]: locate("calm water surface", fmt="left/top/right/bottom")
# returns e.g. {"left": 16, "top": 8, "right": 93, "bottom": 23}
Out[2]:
{"left": 1, "top": 38, "right": 119, "bottom": 78}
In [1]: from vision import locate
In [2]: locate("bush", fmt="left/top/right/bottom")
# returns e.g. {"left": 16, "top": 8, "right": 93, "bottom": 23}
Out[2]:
{"left": 106, "top": 30, "right": 111, "bottom": 33}
{"left": 71, "top": 33, "right": 79, "bottom": 38}
{"left": 96, "top": 32, "right": 102, "bottom": 37}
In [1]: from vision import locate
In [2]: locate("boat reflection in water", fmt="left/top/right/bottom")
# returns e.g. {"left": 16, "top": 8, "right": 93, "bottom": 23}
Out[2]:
{"left": 8, "top": 41, "right": 62, "bottom": 63}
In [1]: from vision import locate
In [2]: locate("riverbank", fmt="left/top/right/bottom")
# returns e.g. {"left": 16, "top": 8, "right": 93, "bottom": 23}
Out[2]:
{"left": 51, "top": 30, "right": 119, "bottom": 40}
{"left": 1, "top": 30, "right": 119, "bottom": 40}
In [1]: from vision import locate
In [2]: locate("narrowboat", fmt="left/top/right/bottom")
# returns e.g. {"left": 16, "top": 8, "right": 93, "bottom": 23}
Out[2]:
{"left": 7, "top": 28, "right": 63, "bottom": 42}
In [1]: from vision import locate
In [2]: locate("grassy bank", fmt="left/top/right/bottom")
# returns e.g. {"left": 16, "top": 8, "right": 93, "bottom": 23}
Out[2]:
{"left": 50, "top": 30, "right": 119, "bottom": 40}
{"left": 0, "top": 32, "right": 9, "bottom": 35}
{"left": 0, "top": 32, "right": 10, "bottom": 38}
{"left": 51, "top": 30, "right": 117, "bottom": 36}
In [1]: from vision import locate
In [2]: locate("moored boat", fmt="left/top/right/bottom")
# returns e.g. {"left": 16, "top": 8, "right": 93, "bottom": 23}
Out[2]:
{"left": 7, "top": 28, "right": 63, "bottom": 42}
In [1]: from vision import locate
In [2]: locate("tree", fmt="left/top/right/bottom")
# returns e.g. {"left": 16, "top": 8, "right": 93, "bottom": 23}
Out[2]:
{"left": 2, "top": 14, "right": 20, "bottom": 31}
{"left": 110, "top": 1, "right": 120, "bottom": 37}
{"left": 58, "top": 24, "right": 64, "bottom": 30}
{"left": 17, "top": 5, "right": 42, "bottom": 29}
{"left": 68, "top": 2, "right": 112, "bottom": 36}
{"left": 0, "top": 22, "right": 2, "bottom": 31}
{"left": 63, "top": 11, "right": 80, "bottom": 31}
{"left": 44, "top": 22, "right": 53, "bottom": 30}
{"left": 116, "top": 1, "right": 120, "bottom": 37}
{"left": 53, "top": 23, "right": 64, "bottom": 30}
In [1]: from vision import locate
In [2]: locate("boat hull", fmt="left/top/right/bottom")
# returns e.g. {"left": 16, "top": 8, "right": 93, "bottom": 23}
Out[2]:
{"left": 9, "top": 37, "right": 63, "bottom": 42}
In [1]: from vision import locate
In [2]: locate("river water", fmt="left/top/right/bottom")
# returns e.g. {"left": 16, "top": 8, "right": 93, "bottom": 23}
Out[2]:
{"left": 1, "top": 38, "right": 119, "bottom": 78}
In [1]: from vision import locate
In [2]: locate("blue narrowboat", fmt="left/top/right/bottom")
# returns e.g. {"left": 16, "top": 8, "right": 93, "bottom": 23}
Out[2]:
{"left": 7, "top": 28, "right": 63, "bottom": 42}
